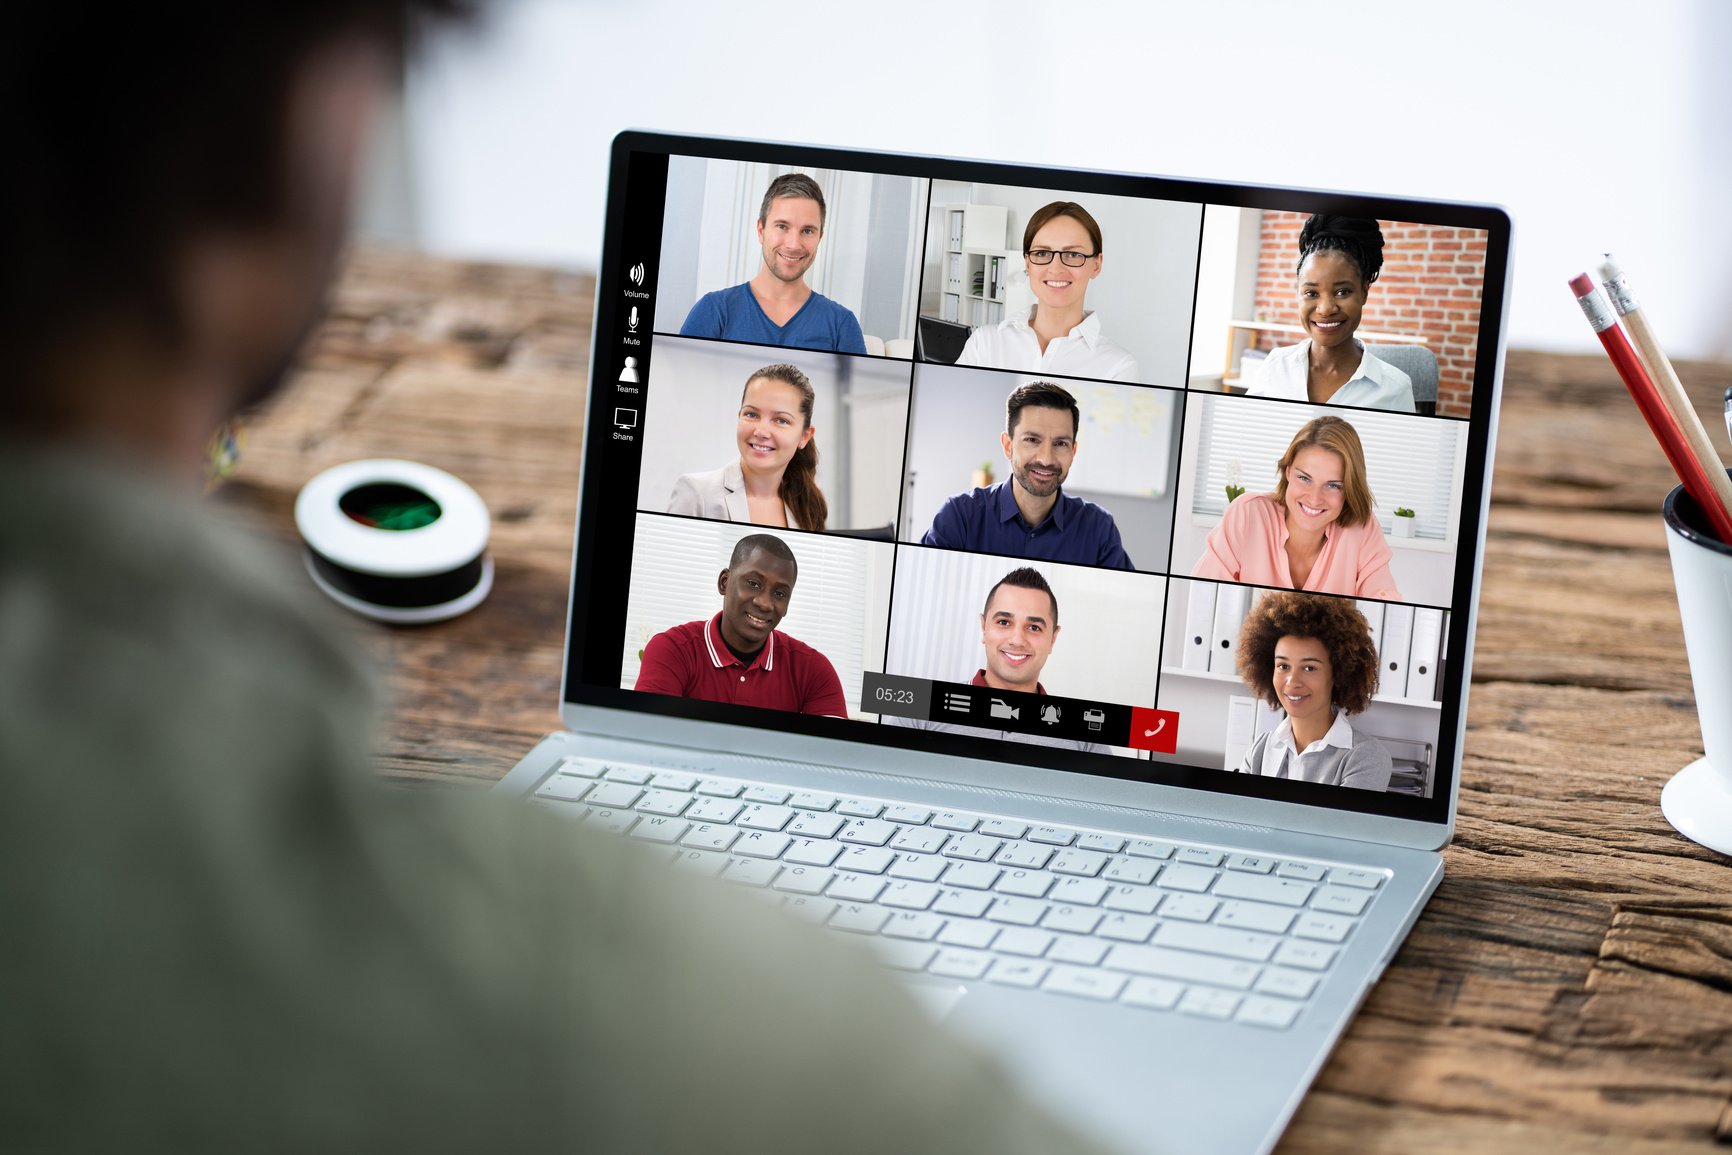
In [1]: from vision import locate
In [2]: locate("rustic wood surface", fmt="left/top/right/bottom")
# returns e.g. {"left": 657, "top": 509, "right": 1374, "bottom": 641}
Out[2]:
{"left": 221, "top": 246, "right": 1732, "bottom": 1153}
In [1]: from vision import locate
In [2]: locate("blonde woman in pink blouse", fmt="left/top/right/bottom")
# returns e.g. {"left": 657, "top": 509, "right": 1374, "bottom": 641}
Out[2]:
{"left": 1193, "top": 415, "right": 1400, "bottom": 600}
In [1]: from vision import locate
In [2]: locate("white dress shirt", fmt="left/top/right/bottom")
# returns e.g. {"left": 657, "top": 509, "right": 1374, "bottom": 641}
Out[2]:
{"left": 1248, "top": 339, "right": 1416, "bottom": 412}
{"left": 956, "top": 307, "right": 1139, "bottom": 382}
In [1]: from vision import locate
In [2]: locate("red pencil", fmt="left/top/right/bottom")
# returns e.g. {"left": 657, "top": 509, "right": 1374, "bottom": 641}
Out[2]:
{"left": 1570, "top": 272, "right": 1732, "bottom": 544}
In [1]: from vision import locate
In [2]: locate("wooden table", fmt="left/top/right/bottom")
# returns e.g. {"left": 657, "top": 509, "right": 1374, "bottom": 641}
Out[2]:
{"left": 223, "top": 247, "right": 1732, "bottom": 1154}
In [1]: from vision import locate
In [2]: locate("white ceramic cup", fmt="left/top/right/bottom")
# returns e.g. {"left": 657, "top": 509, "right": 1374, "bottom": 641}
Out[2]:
{"left": 1660, "top": 469, "right": 1732, "bottom": 855}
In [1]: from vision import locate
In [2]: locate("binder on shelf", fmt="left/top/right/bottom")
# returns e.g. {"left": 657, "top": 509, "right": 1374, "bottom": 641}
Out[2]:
{"left": 1223, "top": 694, "right": 1260, "bottom": 773}
{"left": 1377, "top": 604, "right": 1414, "bottom": 700}
{"left": 1355, "top": 599, "right": 1385, "bottom": 658}
{"left": 1181, "top": 582, "right": 1215, "bottom": 671}
{"left": 1434, "top": 611, "right": 1449, "bottom": 702}
{"left": 1405, "top": 607, "right": 1444, "bottom": 701}
{"left": 1208, "top": 584, "right": 1250, "bottom": 676}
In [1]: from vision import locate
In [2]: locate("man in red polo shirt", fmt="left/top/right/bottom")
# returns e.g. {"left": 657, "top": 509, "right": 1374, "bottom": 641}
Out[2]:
{"left": 636, "top": 533, "right": 848, "bottom": 717}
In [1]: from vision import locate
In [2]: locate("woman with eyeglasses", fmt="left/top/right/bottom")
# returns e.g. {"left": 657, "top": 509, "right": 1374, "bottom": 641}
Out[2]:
{"left": 954, "top": 201, "right": 1139, "bottom": 381}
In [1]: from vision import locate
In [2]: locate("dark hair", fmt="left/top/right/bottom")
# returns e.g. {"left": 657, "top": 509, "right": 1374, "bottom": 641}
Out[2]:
{"left": 1005, "top": 380, "right": 1079, "bottom": 439}
{"left": 983, "top": 566, "right": 1058, "bottom": 627}
{"left": 729, "top": 532, "right": 798, "bottom": 577}
{"left": 1272, "top": 416, "right": 1375, "bottom": 528}
{"left": 1022, "top": 201, "right": 1103, "bottom": 255}
{"left": 1295, "top": 214, "right": 1385, "bottom": 285}
{"left": 1236, "top": 591, "right": 1380, "bottom": 715}
{"left": 758, "top": 173, "right": 826, "bottom": 230}
{"left": 742, "top": 364, "right": 828, "bottom": 532}
{"left": 2, "top": 3, "right": 469, "bottom": 419}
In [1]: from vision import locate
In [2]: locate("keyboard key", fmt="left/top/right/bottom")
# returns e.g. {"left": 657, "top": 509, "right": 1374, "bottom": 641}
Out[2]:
{"left": 582, "top": 807, "right": 637, "bottom": 835}
{"left": 1049, "top": 877, "right": 1108, "bottom": 906}
{"left": 1254, "top": 968, "right": 1320, "bottom": 1000}
{"left": 886, "top": 853, "right": 948, "bottom": 883}
{"left": 836, "top": 798, "right": 884, "bottom": 818}
{"left": 1292, "top": 912, "right": 1353, "bottom": 943}
{"left": 603, "top": 764, "right": 654, "bottom": 785}
{"left": 786, "top": 812, "right": 846, "bottom": 839}
{"left": 554, "top": 757, "right": 605, "bottom": 778}
{"left": 1042, "top": 905, "right": 1104, "bottom": 936}
{"left": 1275, "top": 861, "right": 1326, "bottom": 882}
{"left": 1178, "top": 988, "right": 1241, "bottom": 1020}
{"left": 1273, "top": 941, "right": 1337, "bottom": 971}
{"left": 1329, "top": 868, "right": 1384, "bottom": 890}
{"left": 936, "top": 921, "right": 999, "bottom": 950}
{"left": 1216, "top": 899, "right": 1298, "bottom": 935}
{"left": 826, "top": 873, "right": 887, "bottom": 904}
{"left": 1121, "top": 977, "right": 1185, "bottom": 1010}
{"left": 1042, "top": 966, "right": 1126, "bottom": 1002}
{"left": 986, "top": 959, "right": 1048, "bottom": 988}
{"left": 869, "top": 939, "right": 937, "bottom": 972}
{"left": 1050, "top": 849, "right": 1109, "bottom": 877}
{"left": 1104, "top": 944, "right": 1259, "bottom": 990}
{"left": 929, "top": 947, "right": 992, "bottom": 980}
{"left": 1102, "top": 886, "right": 1162, "bottom": 916}
{"left": 630, "top": 817, "right": 689, "bottom": 844}
{"left": 773, "top": 866, "right": 835, "bottom": 896}
{"left": 680, "top": 824, "right": 739, "bottom": 852}
{"left": 1236, "top": 995, "right": 1302, "bottom": 1029}
{"left": 1126, "top": 839, "right": 1176, "bottom": 860}
{"left": 941, "top": 833, "right": 1003, "bottom": 862}
{"left": 1159, "top": 894, "right": 1218, "bottom": 922}
{"left": 995, "top": 870, "right": 1055, "bottom": 899}
{"left": 889, "top": 827, "right": 949, "bottom": 855}
{"left": 995, "top": 843, "right": 1054, "bottom": 870}
{"left": 671, "top": 849, "right": 729, "bottom": 877}
{"left": 1176, "top": 847, "right": 1224, "bottom": 867}
{"left": 686, "top": 797, "right": 744, "bottom": 823}
{"left": 836, "top": 846, "right": 896, "bottom": 875}
{"left": 829, "top": 904, "right": 892, "bottom": 934}
{"left": 994, "top": 927, "right": 1054, "bottom": 957}
{"left": 732, "top": 831, "right": 792, "bottom": 859}
{"left": 695, "top": 779, "right": 744, "bottom": 798}
{"left": 881, "top": 912, "right": 944, "bottom": 941}
{"left": 784, "top": 839, "right": 845, "bottom": 867}
{"left": 1213, "top": 873, "right": 1314, "bottom": 907}
{"left": 1155, "top": 864, "right": 1216, "bottom": 893}
{"left": 1097, "top": 913, "right": 1157, "bottom": 943}
{"left": 649, "top": 770, "right": 698, "bottom": 791}
{"left": 1152, "top": 922, "right": 1279, "bottom": 962}
{"left": 931, "top": 811, "right": 980, "bottom": 832}
{"left": 743, "top": 785, "right": 791, "bottom": 805}
{"left": 1076, "top": 833, "right": 1126, "bottom": 854}
{"left": 1226, "top": 854, "right": 1275, "bottom": 874}
{"left": 1313, "top": 887, "right": 1372, "bottom": 916}
{"left": 932, "top": 888, "right": 993, "bottom": 919}
{"left": 720, "top": 858, "right": 779, "bottom": 887}
{"left": 1047, "top": 934, "right": 1110, "bottom": 967}
{"left": 586, "top": 782, "right": 644, "bottom": 809}
{"left": 838, "top": 819, "right": 897, "bottom": 846}
{"left": 534, "top": 777, "right": 592, "bottom": 803}
{"left": 942, "top": 861, "right": 1001, "bottom": 890}
{"left": 737, "top": 804, "right": 794, "bottom": 832}
{"left": 979, "top": 818, "right": 1029, "bottom": 839}
{"left": 789, "top": 790, "right": 836, "bottom": 811}
{"left": 781, "top": 895, "right": 838, "bottom": 924}
{"left": 882, "top": 804, "right": 932, "bottom": 824}
{"left": 881, "top": 881, "right": 940, "bottom": 910}
{"left": 1027, "top": 825, "right": 1077, "bottom": 846}
{"left": 986, "top": 896, "right": 1047, "bottom": 926}
{"left": 635, "top": 789, "right": 693, "bottom": 817}
{"left": 1103, "top": 857, "right": 1158, "bottom": 886}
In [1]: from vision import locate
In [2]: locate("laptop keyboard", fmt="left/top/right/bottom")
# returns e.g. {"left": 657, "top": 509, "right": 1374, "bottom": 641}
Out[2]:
{"left": 534, "top": 757, "right": 1385, "bottom": 1030}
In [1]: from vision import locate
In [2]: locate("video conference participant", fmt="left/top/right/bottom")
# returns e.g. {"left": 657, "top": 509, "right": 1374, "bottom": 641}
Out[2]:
{"left": 667, "top": 363, "right": 827, "bottom": 531}
{"left": 922, "top": 381, "right": 1132, "bottom": 569}
{"left": 635, "top": 533, "right": 846, "bottom": 717}
{"left": 890, "top": 566, "right": 1109, "bottom": 754}
{"left": 1246, "top": 215, "right": 1416, "bottom": 413}
{"left": 954, "top": 201, "right": 1138, "bottom": 381}
{"left": 678, "top": 173, "right": 867, "bottom": 355}
{"left": 1194, "top": 415, "right": 1400, "bottom": 599}
{"left": 1233, "top": 591, "right": 1393, "bottom": 790}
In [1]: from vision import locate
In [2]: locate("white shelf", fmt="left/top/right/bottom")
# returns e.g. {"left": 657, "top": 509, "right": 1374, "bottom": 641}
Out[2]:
{"left": 1159, "top": 666, "right": 1441, "bottom": 710}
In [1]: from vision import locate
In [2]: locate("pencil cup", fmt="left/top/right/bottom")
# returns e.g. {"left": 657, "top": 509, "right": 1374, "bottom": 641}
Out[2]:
{"left": 1661, "top": 468, "right": 1732, "bottom": 856}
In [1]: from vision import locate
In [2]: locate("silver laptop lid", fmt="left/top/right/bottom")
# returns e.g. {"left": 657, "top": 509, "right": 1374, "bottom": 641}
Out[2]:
{"left": 558, "top": 131, "right": 1511, "bottom": 849}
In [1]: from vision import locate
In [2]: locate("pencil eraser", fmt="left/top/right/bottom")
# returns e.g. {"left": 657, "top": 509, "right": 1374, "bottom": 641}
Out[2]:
{"left": 1597, "top": 253, "right": 1622, "bottom": 281}
{"left": 1568, "top": 272, "right": 1594, "bottom": 296}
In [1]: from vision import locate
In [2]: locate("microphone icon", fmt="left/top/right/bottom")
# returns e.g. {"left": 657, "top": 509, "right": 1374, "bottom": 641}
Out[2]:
{"left": 628, "top": 307, "right": 639, "bottom": 333}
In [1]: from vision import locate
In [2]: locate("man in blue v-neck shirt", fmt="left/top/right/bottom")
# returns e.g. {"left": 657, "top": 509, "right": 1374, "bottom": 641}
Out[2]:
{"left": 679, "top": 172, "right": 868, "bottom": 354}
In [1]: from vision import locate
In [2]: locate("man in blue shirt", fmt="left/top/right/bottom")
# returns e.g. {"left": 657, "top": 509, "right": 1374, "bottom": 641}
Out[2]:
{"left": 921, "top": 381, "right": 1133, "bottom": 569}
{"left": 679, "top": 173, "right": 868, "bottom": 354}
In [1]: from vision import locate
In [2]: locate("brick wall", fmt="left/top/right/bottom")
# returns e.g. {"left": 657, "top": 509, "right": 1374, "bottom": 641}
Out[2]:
{"left": 1250, "top": 212, "right": 1486, "bottom": 419}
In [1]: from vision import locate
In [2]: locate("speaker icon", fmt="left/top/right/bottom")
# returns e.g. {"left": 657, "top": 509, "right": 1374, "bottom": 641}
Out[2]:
{"left": 628, "top": 263, "right": 645, "bottom": 287}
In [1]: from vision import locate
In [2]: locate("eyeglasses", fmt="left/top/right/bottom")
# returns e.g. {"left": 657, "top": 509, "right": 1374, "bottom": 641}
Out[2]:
{"left": 1026, "top": 248, "right": 1098, "bottom": 267}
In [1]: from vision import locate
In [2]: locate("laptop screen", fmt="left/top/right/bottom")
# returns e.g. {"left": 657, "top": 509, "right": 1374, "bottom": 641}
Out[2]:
{"left": 565, "top": 132, "right": 1510, "bottom": 829}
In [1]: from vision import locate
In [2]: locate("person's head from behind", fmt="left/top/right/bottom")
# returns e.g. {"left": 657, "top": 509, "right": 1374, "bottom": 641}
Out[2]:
{"left": 1293, "top": 214, "right": 1385, "bottom": 350}
{"left": 1022, "top": 201, "right": 1103, "bottom": 313}
{"left": 738, "top": 363, "right": 827, "bottom": 531}
{"left": 1272, "top": 415, "right": 1375, "bottom": 533}
{"left": 1001, "top": 381, "right": 1080, "bottom": 501}
{"left": 1235, "top": 591, "right": 1380, "bottom": 724}
{"left": 2, "top": 4, "right": 466, "bottom": 478}
{"left": 756, "top": 172, "right": 826, "bottom": 285}
{"left": 979, "top": 566, "right": 1060, "bottom": 691}
{"left": 717, "top": 533, "right": 800, "bottom": 654}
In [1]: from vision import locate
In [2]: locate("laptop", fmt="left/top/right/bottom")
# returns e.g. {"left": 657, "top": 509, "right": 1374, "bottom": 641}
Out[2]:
{"left": 497, "top": 130, "right": 1511, "bottom": 1155}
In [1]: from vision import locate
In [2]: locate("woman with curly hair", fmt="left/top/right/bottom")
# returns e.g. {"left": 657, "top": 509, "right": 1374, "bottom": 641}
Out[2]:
{"left": 1232, "top": 590, "right": 1392, "bottom": 790}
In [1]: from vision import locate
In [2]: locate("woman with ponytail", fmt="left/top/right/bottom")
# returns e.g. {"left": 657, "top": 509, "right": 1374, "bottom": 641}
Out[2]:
{"left": 668, "top": 362, "right": 829, "bottom": 531}
{"left": 1246, "top": 214, "right": 1416, "bottom": 413}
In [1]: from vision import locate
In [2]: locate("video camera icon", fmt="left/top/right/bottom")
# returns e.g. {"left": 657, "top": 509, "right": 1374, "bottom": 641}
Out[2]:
{"left": 988, "top": 698, "right": 1019, "bottom": 721}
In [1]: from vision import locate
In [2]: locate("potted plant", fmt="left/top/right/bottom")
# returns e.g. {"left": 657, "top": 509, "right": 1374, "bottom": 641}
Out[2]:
{"left": 1392, "top": 507, "right": 1416, "bottom": 538}
{"left": 1224, "top": 460, "right": 1245, "bottom": 504}
{"left": 971, "top": 461, "right": 995, "bottom": 489}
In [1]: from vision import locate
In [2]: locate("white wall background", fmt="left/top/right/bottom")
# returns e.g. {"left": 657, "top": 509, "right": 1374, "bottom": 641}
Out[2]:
{"left": 375, "top": 0, "right": 1732, "bottom": 363}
